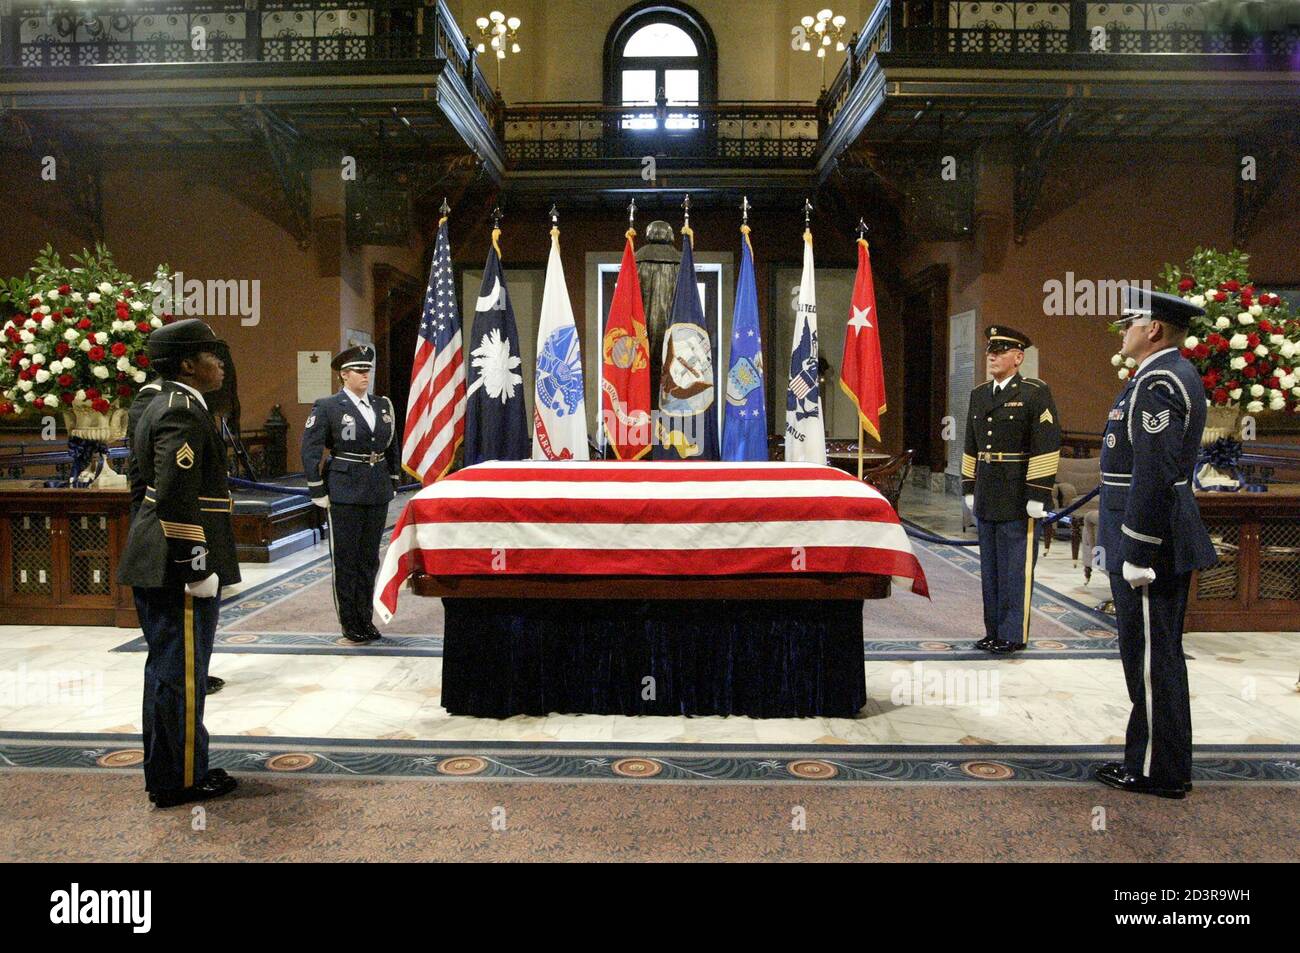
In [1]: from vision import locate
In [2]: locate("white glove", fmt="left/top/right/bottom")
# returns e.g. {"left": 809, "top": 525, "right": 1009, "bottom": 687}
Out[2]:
{"left": 312, "top": 496, "right": 330, "bottom": 509}
{"left": 964, "top": 494, "right": 974, "bottom": 512}
{"left": 185, "top": 574, "right": 219, "bottom": 599}
{"left": 1026, "top": 500, "right": 1046, "bottom": 519}
{"left": 1122, "top": 561, "right": 1157, "bottom": 588}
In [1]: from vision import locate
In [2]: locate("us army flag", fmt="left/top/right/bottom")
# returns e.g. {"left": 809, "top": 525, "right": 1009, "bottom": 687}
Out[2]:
{"left": 533, "top": 227, "right": 589, "bottom": 460}
{"left": 464, "top": 227, "right": 529, "bottom": 465}
{"left": 785, "top": 228, "right": 826, "bottom": 464}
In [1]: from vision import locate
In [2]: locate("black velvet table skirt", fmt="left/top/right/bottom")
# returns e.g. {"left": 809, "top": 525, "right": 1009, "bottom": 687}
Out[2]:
{"left": 440, "top": 597, "right": 866, "bottom": 718}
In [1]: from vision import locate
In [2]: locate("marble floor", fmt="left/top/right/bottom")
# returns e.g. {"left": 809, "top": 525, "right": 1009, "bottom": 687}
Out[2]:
{"left": 1, "top": 483, "right": 1296, "bottom": 748}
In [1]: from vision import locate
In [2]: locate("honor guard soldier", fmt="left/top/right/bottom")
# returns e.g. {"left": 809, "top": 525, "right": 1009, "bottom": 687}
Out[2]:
{"left": 1095, "top": 288, "right": 1217, "bottom": 799}
{"left": 118, "top": 320, "right": 240, "bottom": 808}
{"left": 302, "top": 345, "right": 401, "bottom": 642}
{"left": 961, "top": 326, "right": 1061, "bottom": 654}
{"left": 128, "top": 374, "right": 224, "bottom": 696}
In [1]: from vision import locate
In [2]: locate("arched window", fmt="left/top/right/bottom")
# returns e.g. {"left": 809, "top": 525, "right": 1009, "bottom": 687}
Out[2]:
{"left": 604, "top": 2, "right": 717, "bottom": 131}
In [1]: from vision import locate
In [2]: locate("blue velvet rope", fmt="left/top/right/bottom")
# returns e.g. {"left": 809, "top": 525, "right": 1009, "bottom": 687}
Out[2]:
{"left": 903, "top": 485, "right": 1101, "bottom": 547}
{"left": 226, "top": 476, "right": 421, "bottom": 496}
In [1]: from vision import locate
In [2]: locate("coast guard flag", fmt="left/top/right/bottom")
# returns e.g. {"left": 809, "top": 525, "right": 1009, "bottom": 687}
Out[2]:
{"left": 533, "top": 226, "right": 589, "bottom": 460}
{"left": 654, "top": 228, "right": 718, "bottom": 460}
{"left": 722, "top": 224, "right": 766, "bottom": 461}
{"left": 464, "top": 229, "right": 529, "bottom": 465}
{"left": 839, "top": 237, "right": 887, "bottom": 441}
{"left": 785, "top": 228, "right": 826, "bottom": 464}
{"left": 600, "top": 230, "right": 652, "bottom": 459}
{"left": 401, "top": 216, "right": 465, "bottom": 484}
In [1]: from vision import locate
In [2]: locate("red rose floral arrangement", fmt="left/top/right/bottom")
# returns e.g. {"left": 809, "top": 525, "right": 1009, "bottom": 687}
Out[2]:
{"left": 1112, "top": 247, "right": 1298, "bottom": 415}
{"left": 1, "top": 243, "right": 176, "bottom": 419}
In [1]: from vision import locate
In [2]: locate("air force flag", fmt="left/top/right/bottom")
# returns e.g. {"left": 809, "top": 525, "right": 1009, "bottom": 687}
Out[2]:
{"left": 464, "top": 229, "right": 530, "bottom": 465}
{"left": 533, "top": 227, "right": 589, "bottom": 460}
{"left": 723, "top": 224, "right": 766, "bottom": 461}
{"left": 785, "top": 228, "right": 826, "bottom": 464}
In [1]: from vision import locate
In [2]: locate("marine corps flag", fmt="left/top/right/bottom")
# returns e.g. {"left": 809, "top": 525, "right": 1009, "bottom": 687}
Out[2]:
{"left": 785, "top": 227, "right": 826, "bottom": 464}
{"left": 839, "top": 237, "right": 887, "bottom": 442}
{"left": 600, "top": 229, "right": 652, "bottom": 459}
{"left": 532, "top": 225, "right": 589, "bottom": 460}
{"left": 723, "top": 223, "right": 767, "bottom": 461}
{"left": 654, "top": 227, "right": 718, "bottom": 460}
{"left": 464, "top": 227, "right": 529, "bottom": 465}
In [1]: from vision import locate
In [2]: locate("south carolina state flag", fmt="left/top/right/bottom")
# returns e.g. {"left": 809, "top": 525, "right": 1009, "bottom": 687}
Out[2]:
{"left": 600, "top": 230, "right": 652, "bottom": 459}
{"left": 839, "top": 238, "right": 886, "bottom": 441}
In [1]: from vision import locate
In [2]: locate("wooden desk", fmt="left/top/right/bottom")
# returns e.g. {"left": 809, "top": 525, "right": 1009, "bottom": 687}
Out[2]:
{"left": 0, "top": 481, "right": 137, "bottom": 627}
{"left": 1188, "top": 485, "right": 1300, "bottom": 632}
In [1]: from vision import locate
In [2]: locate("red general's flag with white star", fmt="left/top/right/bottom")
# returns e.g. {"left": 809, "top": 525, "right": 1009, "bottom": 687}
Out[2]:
{"left": 839, "top": 238, "right": 886, "bottom": 441}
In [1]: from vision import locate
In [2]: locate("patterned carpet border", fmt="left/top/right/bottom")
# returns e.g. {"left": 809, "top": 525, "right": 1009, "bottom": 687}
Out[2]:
{"left": 2, "top": 732, "right": 1295, "bottom": 786}
{"left": 110, "top": 525, "right": 1119, "bottom": 660}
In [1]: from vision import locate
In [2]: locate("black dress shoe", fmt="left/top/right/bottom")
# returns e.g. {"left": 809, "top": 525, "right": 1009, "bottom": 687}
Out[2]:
{"left": 341, "top": 628, "right": 371, "bottom": 643}
{"left": 206, "top": 676, "right": 225, "bottom": 695}
{"left": 973, "top": 635, "right": 999, "bottom": 652}
{"left": 150, "top": 771, "right": 238, "bottom": 809}
{"left": 363, "top": 622, "right": 383, "bottom": 641}
{"left": 989, "top": 639, "right": 1027, "bottom": 654}
{"left": 1095, "top": 764, "right": 1186, "bottom": 799}
{"left": 1099, "top": 761, "right": 1192, "bottom": 792}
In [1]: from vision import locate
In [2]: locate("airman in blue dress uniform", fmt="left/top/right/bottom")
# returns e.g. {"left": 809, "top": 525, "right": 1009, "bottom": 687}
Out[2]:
{"left": 961, "top": 326, "right": 1061, "bottom": 654}
{"left": 301, "top": 345, "right": 400, "bottom": 643}
{"left": 1095, "top": 288, "right": 1217, "bottom": 799}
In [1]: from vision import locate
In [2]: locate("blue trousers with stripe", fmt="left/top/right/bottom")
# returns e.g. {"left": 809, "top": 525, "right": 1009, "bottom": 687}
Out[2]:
{"left": 976, "top": 517, "right": 1040, "bottom": 646}
{"left": 134, "top": 586, "right": 219, "bottom": 794}
{"left": 1108, "top": 570, "right": 1193, "bottom": 786}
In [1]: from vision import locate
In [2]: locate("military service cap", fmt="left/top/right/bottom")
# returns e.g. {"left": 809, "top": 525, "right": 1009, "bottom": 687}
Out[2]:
{"left": 985, "top": 325, "right": 1032, "bottom": 353}
{"left": 146, "top": 319, "right": 226, "bottom": 361}
{"left": 332, "top": 345, "right": 375, "bottom": 372}
{"left": 1119, "top": 286, "right": 1205, "bottom": 329}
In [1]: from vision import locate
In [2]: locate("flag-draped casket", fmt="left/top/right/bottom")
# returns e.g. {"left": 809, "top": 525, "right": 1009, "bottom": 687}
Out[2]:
{"left": 375, "top": 460, "right": 928, "bottom": 621}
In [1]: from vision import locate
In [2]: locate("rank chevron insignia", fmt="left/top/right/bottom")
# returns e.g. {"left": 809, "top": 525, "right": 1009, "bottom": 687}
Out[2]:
{"left": 1141, "top": 409, "right": 1171, "bottom": 434}
{"left": 1039, "top": 407, "right": 1053, "bottom": 424}
{"left": 175, "top": 442, "right": 195, "bottom": 469}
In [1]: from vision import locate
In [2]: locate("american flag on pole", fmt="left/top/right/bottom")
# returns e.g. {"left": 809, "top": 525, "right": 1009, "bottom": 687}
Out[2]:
{"left": 373, "top": 461, "right": 930, "bottom": 621}
{"left": 402, "top": 217, "right": 466, "bottom": 484}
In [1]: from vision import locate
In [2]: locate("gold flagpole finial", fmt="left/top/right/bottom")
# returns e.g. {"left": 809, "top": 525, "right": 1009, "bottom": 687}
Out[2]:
{"left": 740, "top": 195, "right": 750, "bottom": 226}
{"left": 804, "top": 197, "right": 813, "bottom": 229}
{"left": 439, "top": 196, "right": 450, "bottom": 225}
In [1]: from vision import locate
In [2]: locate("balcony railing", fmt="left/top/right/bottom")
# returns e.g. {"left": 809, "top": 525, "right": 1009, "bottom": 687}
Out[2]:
{"left": 823, "top": 1, "right": 1300, "bottom": 129}
{"left": 1, "top": 0, "right": 501, "bottom": 127}
{"left": 504, "top": 102, "right": 820, "bottom": 169}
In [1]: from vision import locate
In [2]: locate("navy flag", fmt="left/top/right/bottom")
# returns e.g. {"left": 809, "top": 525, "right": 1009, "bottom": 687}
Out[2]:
{"left": 654, "top": 227, "right": 719, "bottom": 460}
{"left": 464, "top": 228, "right": 530, "bottom": 465}
{"left": 722, "top": 224, "right": 767, "bottom": 461}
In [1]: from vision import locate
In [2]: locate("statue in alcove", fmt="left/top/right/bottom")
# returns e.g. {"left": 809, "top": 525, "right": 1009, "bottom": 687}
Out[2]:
{"left": 635, "top": 220, "right": 681, "bottom": 405}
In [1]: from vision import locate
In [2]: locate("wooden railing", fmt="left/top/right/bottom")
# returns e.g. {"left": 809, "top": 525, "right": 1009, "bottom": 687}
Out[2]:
{"left": 504, "top": 101, "right": 820, "bottom": 169}
{"left": 1, "top": 0, "right": 501, "bottom": 129}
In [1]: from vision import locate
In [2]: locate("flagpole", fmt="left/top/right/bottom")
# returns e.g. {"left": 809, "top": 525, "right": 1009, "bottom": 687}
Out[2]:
{"left": 856, "top": 216, "right": 867, "bottom": 481}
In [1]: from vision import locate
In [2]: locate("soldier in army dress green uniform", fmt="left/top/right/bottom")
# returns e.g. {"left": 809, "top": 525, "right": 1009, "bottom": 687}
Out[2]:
{"left": 961, "top": 326, "right": 1061, "bottom": 654}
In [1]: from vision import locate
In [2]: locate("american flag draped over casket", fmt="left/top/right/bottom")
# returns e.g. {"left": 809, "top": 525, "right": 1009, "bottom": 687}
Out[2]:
{"left": 374, "top": 460, "right": 930, "bottom": 621}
